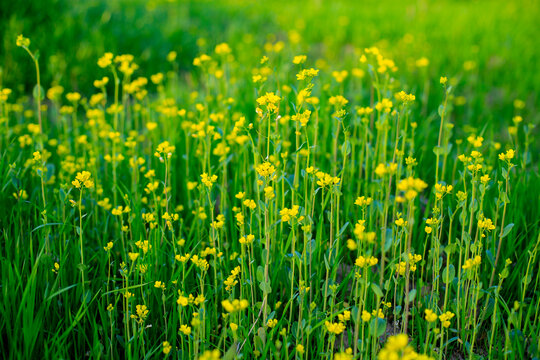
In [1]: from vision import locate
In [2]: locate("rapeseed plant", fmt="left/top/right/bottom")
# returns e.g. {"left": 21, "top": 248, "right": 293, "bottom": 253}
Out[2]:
{"left": 1, "top": 17, "right": 538, "bottom": 360}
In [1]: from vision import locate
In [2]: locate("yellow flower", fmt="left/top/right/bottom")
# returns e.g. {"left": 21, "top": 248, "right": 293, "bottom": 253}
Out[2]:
{"left": 498, "top": 149, "right": 515, "bottom": 162}
{"left": 332, "top": 70, "right": 348, "bottom": 83}
{"left": 375, "top": 98, "right": 393, "bottom": 113}
{"left": 179, "top": 324, "right": 191, "bottom": 335}
{"left": 128, "top": 252, "right": 139, "bottom": 262}
{"left": 292, "top": 109, "right": 311, "bottom": 127}
{"left": 256, "top": 92, "right": 281, "bottom": 113}
{"left": 334, "top": 350, "right": 353, "bottom": 360}
{"left": 66, "top": 92, "right": 81, "bottom": 103}
{"left": 16, "top": 35, "right": 30, "bottom": 48}
{"left": 354, "top": 196, "right": 373, "bottom": 207}
{"left": 338, "top": 311, "right": 351, "bottom": 322}
{"left": 315, "top": 171, "right": 340, "bottom": 188}
{"left": 177, "top": 292, "right": 189, "bottom": 306}
{"left": 198, "top": 349, "right": 220, "bottom": 360}
{"left": 397, "top": 177, "right": 428, "bottom": 200}
{"left": 416, "top": 57, "right": 429, "bottom": 67}
{"left": 361, "top": 310, "right": 371, "bottom": 322}
{"left": 215, "top": 42, "right": 231, "bottom": 55}
{"left": 151, "top": 73, "right": 164, "bottom": 84}
{"left": 235, "top": 192, "right": 245, "bottom": 199}
{"left": 394, "top": 90, "right": 416, "bottom": 103}
{"left": 424, "top": 309, "right": 438, "bottom": 323}
{"left": 162, "top": 341, "right": 172, "bottom": 355}
{"left": 239, "top": 234, "right": 255, "bottom": 245}
{"left": 167, "top": 51, "right": 177, "bottom": 62}
{"left": 72, "top": 171, "right": 94, "bottom": 190}
{"left": 146, "top": 122, "right": 158, "bottom": 131}
{"left": 280, "top": 205, "right": 300, "bottom": 223}
{"left": 328, "top": 95, "right": 349, "bottom": 108}
{"left": 267, "top": 319, "right": 278, "bottom": 328}
{"left": 260, "top": 186, "right": 273, "bottom": 201}
{"left": 462, "top": 255, "right": 482, "bottom": 270}
{"left": 439, "top": 311, "right": 455, "bottom": 328}
{"left": 131, "top": 304, "right": 149, "bottom": 324}
{"left": 357, "top": 106, "right": 373, "bottom": 116}
{"left": 154, "top": 141, "right": 176, "bottom": 160}
{"left": 355, "top": 255, "right": 378, "bottom": 268}
{"left": 256, "top": 162, "right": 276, "bottom": 178}
{"left": 478, "top": 216, "right": 496, "bottom": 232}
{"left": 13, "top": 189, "right": 28, "bottom": 200}
{"left": 324, "top": 320, "right": 345, "bottom": 335}
{"left": 201, "top": 173, "right": 218, "bottom": 188}
{"left": 222, "top": 299, "right": 249, "bottom": 313}
{"left": 111, "top": 206, "right": 124, "bottom": 216}
{"left": 98, "top": 52, "right": 113, "bottom": 68}
{"left": 293, "top": 55, "right": 307, "bottom": 64}
{"left": 372, "top": 308, "right": 385, "bottom": 319}
{"left": 296, "top": 68, "right": 319, "bottom": 81}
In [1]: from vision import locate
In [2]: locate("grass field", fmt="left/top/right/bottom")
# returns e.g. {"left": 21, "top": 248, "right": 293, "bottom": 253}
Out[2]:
{"left": 1, "top": 0, "right": 539, "bottom": 359}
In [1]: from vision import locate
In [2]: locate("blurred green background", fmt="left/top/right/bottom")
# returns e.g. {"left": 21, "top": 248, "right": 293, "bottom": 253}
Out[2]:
{"left": 1, "top": 0, "right": 539, "bottom": 125}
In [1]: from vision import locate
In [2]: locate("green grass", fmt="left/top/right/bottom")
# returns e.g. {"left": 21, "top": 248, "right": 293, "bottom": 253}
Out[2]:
{"left": 0, "top": 1, "right": 539, "bottom": 359}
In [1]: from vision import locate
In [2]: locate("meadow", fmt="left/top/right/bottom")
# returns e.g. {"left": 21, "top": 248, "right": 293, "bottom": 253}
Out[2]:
{"left": 0, "top": 0, "right": 539, "bottom": 359}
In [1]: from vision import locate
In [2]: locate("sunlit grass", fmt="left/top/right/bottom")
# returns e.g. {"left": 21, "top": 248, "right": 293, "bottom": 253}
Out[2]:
{"left": 0, "top": 6, "right": 539, "bottom": 359}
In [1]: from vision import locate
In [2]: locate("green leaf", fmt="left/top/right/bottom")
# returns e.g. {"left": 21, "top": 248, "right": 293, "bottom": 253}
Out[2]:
{"left": 351, "top": 307, "right": 359, "bottom": 324}
{"left": 376, "top": 318, "right": 387, "bottom": 337}
{"left": 257, "top": 326, "right": 266, "bottom": 345}
{"left": 259, "top": 281, "right": 272, "bottom": 295}
{"left": 46, "top": 284, "right": 78, "bottom": 302}
{"left": 31, "top": 223, "right": 62, "bottom": 233}
{"left": 438, "top": 105, "right": 445, "bottom": 117}
{"left": 442, "top": 265, "right": 455, "bottom": 284}
{"left": 324, "top": 254, "right": 330, "bottom": 271}
{"left": 371, "top": 283, "right": 383, "bottom": 298}
{"left": 33, "top": 84, "right": 45, "bottom": 101}
{"left": 407, "top": 289, "right": 417, "bottom": 303}
{"left": 443, "top": 142, "right": 453, "bottom": 156}
{"left": 337, "top": 222, "right": 350, "bottom": 237}
{"left": 369, "top": 318, "right": 387, "bottom": 338}
{"left": 384, "top": 231, "right": 393, "bottom": 252}
{"left": 254, "top": 335, "right": 263, "bottom": 352}
{"left": 500, "top": 223, "right": 514, "bottom": 238}
{"left": 341, "top": 140, "right": 351, "bottom": 157}
{"left": 45, "top": 163, "right": 55, "bottom": 182}
{"left": 256, "top": 266, "right": 264, "bottom": 283}
{"left": 77, "top": 263, "right": 88, "bottom": 272}
{"left": 222, "top": 342, "right": 238, "bottom": 360}
{"left": 11, "top": 176, "right": 21, "bottom": 188}
{"left": 445, "top": 243, "right": 456, "bottom": 256}
{"left": 486, "top": 250, "right": 495, "bottom": 267}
